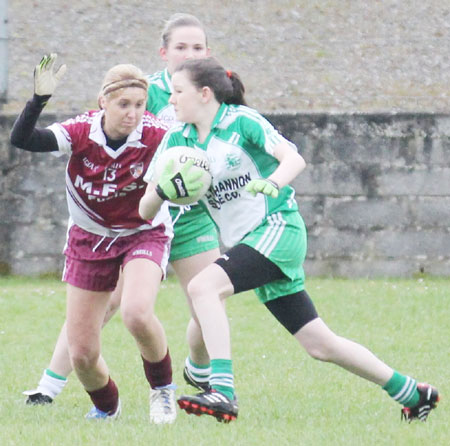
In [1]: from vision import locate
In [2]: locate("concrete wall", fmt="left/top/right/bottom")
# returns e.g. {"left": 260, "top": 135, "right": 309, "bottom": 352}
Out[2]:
{"left": 1, "top": 112, "right": 449, "bottom": 277}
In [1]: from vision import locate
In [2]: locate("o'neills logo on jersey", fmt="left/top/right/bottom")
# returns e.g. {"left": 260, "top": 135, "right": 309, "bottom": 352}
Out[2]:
{"left": 130, "top": 162, "right": 144, "bottom": 179}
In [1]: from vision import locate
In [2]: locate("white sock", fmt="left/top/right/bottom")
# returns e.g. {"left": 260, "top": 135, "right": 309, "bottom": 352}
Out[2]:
{"left": 185, "top": 357, "right": 211, "bottom": 384}
{"left": 36, "top": 369, "right": 68, "bottom": 398}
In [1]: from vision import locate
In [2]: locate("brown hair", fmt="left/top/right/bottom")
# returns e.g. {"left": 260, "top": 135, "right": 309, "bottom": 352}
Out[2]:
{"left": 161, "top": 13, "right": 208, "bottom": 48}
{"left": 174, "top": 57, "right": 247, "bottom": 106}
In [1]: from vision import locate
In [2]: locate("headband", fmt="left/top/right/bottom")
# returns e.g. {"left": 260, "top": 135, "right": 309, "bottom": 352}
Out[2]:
{"left": 102, "top": 78, "right": 147, "bottom": 96}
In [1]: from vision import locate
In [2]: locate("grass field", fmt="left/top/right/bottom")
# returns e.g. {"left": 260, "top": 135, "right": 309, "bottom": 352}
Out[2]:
{"left": 0, "top": 274, "right": 448, "bottom": 446}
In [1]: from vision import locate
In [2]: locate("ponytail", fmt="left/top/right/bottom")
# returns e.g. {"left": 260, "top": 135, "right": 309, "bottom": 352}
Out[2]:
{"left": 225, "top": 70, "right": 247, "bottom": 106}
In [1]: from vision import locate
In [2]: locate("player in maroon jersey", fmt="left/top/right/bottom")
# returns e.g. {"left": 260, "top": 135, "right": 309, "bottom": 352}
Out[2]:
{"left": 21, "top": 16, "right": 217, "bottom": 414}
{"left": 10, "top": 54, "right": 178, "bottom": 422}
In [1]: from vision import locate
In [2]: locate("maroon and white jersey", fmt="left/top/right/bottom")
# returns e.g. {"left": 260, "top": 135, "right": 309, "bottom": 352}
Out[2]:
{"left": 48, "top": 110, "right": 172, "bottom": 238}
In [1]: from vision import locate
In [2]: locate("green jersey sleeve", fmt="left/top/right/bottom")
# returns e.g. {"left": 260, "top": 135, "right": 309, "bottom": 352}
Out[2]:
{"left": 238, "top": 107, "right": 297, "bottom": 155}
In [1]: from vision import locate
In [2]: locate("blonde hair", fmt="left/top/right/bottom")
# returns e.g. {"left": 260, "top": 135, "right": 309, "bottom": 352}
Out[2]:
{"left": 161, "top": 13, "right": 208, "bottom": 48}
{"left": 98, "top": 64, "right": 148, "bottom": 107}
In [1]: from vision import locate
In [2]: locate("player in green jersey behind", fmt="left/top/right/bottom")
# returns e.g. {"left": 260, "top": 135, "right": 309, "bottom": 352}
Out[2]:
{"left": 23, "top": 14, "right": 220, "bottom": 424}
{"left": 139, "top": 57, "right": 439, "bottom": 424}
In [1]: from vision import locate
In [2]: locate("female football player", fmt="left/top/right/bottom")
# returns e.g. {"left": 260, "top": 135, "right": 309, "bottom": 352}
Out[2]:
{"left": 139, "top": 57, "right": 439, "bottom": 423}
{"left": 22, "top": 13, "right": 219, "bottom": 418}
{"left": 11, "top": 55, "right": 176, "bottom": 422}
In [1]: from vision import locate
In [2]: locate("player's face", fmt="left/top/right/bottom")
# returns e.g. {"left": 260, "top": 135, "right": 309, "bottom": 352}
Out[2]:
{"left": 102, "top": 87, "right": 147, "bottom": 139}
{"left": 170, "top": 70, "right": 203, "bottom": 123}
{"left": 161, "top": 26, "right": 209, "bottom": 74}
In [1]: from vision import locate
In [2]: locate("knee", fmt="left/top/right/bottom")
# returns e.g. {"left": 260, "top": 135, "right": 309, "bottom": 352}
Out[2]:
{"left": 302, "top": 335, "right": 340, "bottom": 362}
{"left": 187, "top": 272, "right": 225, "bottom": 302}
{"left": 121, "top": 305, "right": 151, "bottom": 335}
{"left": 120, "top": 294, "right": 159, "bottom": 337}
{"left": 305, "top": 343, "right": 331, "bottom": 362}
{"left": 187, "top": 276, "right": 207, "bottom": 302}
{"left": 70, "top": 344, "right": 99, "bottom": 372}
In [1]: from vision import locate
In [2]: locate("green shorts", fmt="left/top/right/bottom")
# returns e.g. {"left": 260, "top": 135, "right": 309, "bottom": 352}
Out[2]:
{"left": 169, "top": 204, "right": 220, "bottom": 261}
{"left": 241, "top": 211, "right": 307, "bottom": 303}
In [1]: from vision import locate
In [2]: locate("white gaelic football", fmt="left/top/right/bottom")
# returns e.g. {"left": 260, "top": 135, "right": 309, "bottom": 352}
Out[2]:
{"left": 154, "top": 146, "right": 212, "bottom": 205}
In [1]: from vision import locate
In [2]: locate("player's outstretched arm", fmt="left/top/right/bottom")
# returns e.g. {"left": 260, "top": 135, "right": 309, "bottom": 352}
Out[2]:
{"left": 10, "top": 54, "right": 66, "bottom": 151}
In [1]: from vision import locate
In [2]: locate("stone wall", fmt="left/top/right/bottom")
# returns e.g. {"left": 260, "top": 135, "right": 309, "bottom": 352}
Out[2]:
{"left": 1, "top": 112, "right": 449, "bottom": 277}
{"left": 270, "top": 113, "right": 450, "bottom": 277}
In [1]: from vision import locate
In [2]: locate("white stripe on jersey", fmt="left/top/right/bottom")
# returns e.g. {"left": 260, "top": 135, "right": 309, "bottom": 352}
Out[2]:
{"left": 65, "top": 170, "right": 105, "bottom": 223}
{"left": 142, "top": 113, "right": 169, "bottom": 131}
{"left": 217, "top": 105, "right": 288, "bottom": 155}
{"left": 228, "top": 132, "right": 240, "bottom": 145}
{"left": 61, "top": 112, "right": 95, "bottom": 127}
{"left": 47, "top": 123, "right": 73, "bottom": 155}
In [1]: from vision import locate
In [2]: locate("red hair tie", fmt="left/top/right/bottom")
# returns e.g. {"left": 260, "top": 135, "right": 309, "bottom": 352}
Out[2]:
{"left": 226, "top": 70, "right": 232, "bottom": 78}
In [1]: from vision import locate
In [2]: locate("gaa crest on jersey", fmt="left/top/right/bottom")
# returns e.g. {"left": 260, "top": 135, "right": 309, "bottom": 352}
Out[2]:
{"left": 130, "top": 162, "right": 144, "bottom": 178}
{"left": 225, "top": 153, "right": 241, "bottom": 170}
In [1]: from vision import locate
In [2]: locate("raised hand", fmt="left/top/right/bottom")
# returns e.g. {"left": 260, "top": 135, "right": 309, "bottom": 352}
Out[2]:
{"left": 34, "top": 53, "right": 67, "bottom": 96}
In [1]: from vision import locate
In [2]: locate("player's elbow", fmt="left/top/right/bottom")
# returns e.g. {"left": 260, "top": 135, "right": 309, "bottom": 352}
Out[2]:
{"left": 10, "top": 127, "right": 26, "bottom": 149}
{"left": 297, "top": 154, "right": 306, "bottom": 175}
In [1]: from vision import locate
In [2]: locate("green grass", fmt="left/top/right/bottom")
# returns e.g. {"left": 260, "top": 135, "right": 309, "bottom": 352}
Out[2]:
{"left": 0, "top": 275, "right": 448, "bottom": 446}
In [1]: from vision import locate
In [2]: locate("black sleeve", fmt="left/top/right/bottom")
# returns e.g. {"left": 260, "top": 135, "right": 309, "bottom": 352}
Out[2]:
{"left": 10, "top": 94, "right": 59, "bottom": 152}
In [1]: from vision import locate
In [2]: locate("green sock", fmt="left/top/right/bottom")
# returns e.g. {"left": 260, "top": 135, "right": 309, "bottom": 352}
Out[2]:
{"left": 210, "top": 359, "right": 234, "bottom": 400}
{"left": 383, "top": 371, "right": 419, "bottom": 407}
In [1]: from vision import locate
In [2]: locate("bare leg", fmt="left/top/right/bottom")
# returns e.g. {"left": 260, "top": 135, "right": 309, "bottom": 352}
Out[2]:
{"left": 294, "top": 318, "right": 393, "bottom": 386}
{"left": 65, "top": 284, "right": 111, "bottom": 391}
{"left": 47, "top": 273, "right": 123, "bottom": 378}
{"left": 187, "top": 263, "right": 234, "bottom": 359}
{"left": 188, "top": 268, "right": 392, "bottom": 382}
{"left": 47, "top": 321, "right": 72, "bottom": 377}
{"left": 171, "top": 247, "right": 221, "bottom": 365}
{"left": 120, "top": 258, "right": 167, "bottom": 362}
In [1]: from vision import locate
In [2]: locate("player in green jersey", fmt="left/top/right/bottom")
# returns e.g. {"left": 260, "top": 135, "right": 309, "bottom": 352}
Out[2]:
{"left": 23, "top": 14, "right": 219, "bottom": 423}
{"left": 139, "top": 57, "right": 439, "bottom": 424}
{"left": 146, "top": 13, "right": 220, "bottom": 393}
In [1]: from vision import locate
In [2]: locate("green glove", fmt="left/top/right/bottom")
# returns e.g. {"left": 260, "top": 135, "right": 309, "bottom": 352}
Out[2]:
{"left": 245, "top": 178, "right": 279, "bottom": 198}
{"left": 34, "top": 53, "right": 67, "bottom": 96}
{"left": 155, "top": 159, "right": 204, "bottom": 201}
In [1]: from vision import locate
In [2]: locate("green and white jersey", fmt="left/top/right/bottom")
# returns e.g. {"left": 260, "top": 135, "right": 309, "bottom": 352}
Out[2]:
{"left": 146, "top": 69, "right": 177, "bottom": 127}
{"left": 145, "top": 69, "right": 219, "bottom": 259}
{"left": 146, "top": 103, "right": 299, "bottom": 248}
